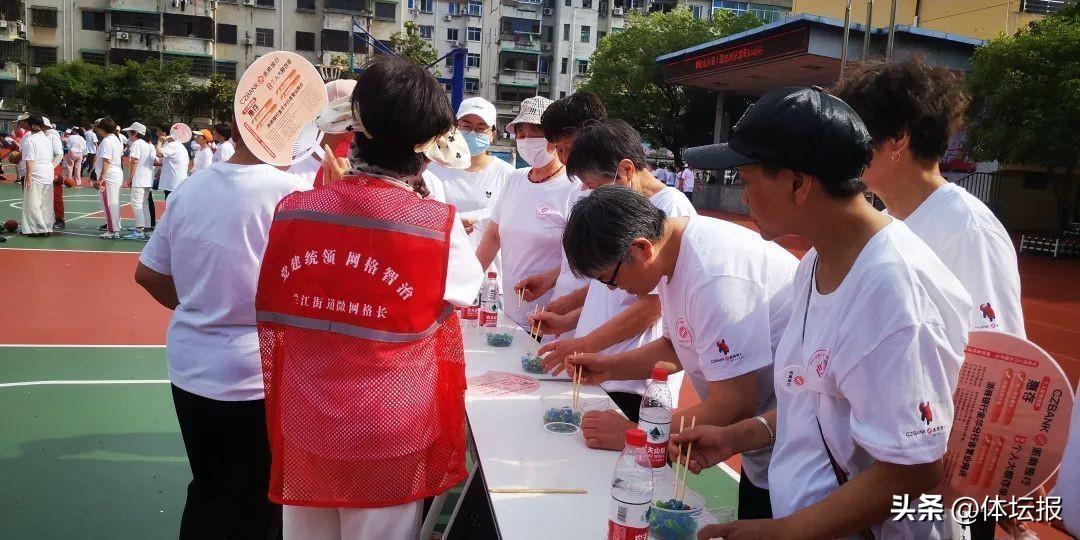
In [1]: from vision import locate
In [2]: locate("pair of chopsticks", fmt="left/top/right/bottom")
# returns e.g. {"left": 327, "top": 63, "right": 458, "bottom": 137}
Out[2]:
{"left": 571, "top": 356, "right": 582, "bottom": 408}
{"left": 517, "top": 287, "right": 526, "bottom": 306}
{"left": 530, "top": 305, "right": 545, "bottom": 338}
{"left": 489, "top": 487, "right": 587, "bottom": 494}
{"left": 674, "top": 415, "right": 698, "bottom": 503}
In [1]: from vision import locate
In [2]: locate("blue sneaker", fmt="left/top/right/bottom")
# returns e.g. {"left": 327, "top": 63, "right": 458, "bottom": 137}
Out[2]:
{"left": 123, "top": 231, "right": 146, "bottom": 241}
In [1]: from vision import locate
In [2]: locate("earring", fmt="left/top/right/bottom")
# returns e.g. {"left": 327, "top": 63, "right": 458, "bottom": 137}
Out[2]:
{"left": 892, "top": 153, "right": 901, "bottom": 163}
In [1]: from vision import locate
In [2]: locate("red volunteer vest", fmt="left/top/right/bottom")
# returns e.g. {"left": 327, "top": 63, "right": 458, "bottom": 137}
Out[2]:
{"left": 256, "top": 174, "right": 467, "bottom": 508}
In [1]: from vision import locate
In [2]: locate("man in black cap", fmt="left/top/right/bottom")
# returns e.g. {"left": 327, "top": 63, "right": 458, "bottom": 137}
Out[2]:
{"left": 669, "top": 86, "right": 972, "bottom": 539}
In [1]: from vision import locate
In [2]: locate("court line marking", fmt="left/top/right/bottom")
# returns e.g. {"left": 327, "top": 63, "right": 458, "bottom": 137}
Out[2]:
{"left": 0, "top": 343, "right": 164, "bottom": 347}
{"left": 0, "top": 247, "right": 143, "bottom": 254}
{"left": 719, "top": 462, "right": 740, "bottom": 482}
{"left": 0, "top": 379, "right": 169, "bottom": 388}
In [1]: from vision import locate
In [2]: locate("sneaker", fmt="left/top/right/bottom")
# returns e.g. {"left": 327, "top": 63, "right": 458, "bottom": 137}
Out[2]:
{"left": 99, "top": 232, "right": 120, "bottom": 239}
{"left": 98, "top": 224, "right": 108, "bottom": 231}
{"left": 123, "top": 231, "right": 146, "bottom": 241}
{"left": 53, "top": 221, "right": 65, "bottom": 230}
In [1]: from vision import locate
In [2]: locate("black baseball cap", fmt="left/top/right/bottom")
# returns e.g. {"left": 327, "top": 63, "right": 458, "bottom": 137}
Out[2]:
{"left": 26, "top": 116, "right": 45, "bottom": 128}
{"left": 684, "top": 86, "right": 872, "bottom": 182}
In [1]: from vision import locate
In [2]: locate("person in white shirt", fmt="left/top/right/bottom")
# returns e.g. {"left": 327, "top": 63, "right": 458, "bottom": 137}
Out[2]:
{"left": 156, "top": 125, "right": 190, "bottom": 199}
{"left": 18, "top": 116, "right": 55, "bottom": 236}
{"left": 211, "top": 123, "right": 235, "bottom": 164}
{"left": 670, "top": 86, "right": 972, "bottom": 540}
{"left": 565, "top": 185, "right": 796, "bottom": 520}
{"left": 1051, "top": 381, "right": 1080, "bottom": 537}
{"left": 676, "top": 164, "right": 695, "bottom": 198}
{"left": 536, "top": 120, "right": 696, "bottom": 447}
{"left": 474, "top": 95, "right": 583, "bottom": 331}
{"left": 135, "top": 117, "right": 310, "bottom": 539}
{"left": 63, "top": 128, "right": 87, "bottom": 186}
{"left": 83, "top": 125, "right": 98, "bottom": 180}
{"left": 427, "top": 96, "right": 515, "bottom": 277}
{"left": 286, "top": 79, "right": 357, "bottom": 188}
{"left": 190, "top": 129, "right": 214, "bottom": 174}
{"left": 44, "top": 120, "right": 66, "bottom": 229}
{"left": 123, "top": 122, "right": 155, "bottom": 240}
{"left": 93, "top": 118, "right": 126, "bottom": 238}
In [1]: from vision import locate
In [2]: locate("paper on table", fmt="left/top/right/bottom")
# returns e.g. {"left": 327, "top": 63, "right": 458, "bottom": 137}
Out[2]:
{"left": 467, "top": 371, "right": 540, "bottom": 397}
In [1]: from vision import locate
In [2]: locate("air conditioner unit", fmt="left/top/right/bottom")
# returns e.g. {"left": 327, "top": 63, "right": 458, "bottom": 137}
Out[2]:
{"left": 442, "top": 14, "right": 452, "bottom": 21}
{"left": 541, "top": 42, "right": 552, "bottom": 51}
{"left": 539, "top": 76, "right": 549, "bottom": 83}
{"left": 30, "top": 67, "right": 41, "bottom": 74}
{"left": 243, "top": 35, "right": 255, "bottom": 45}
{"left": 243, "top": 0, "right": 257, "bottom": 5}
{"left": 612, "top": 7, "right": 624, "bottom": 15}
{"left": 542, "top": 7, "right": 553, "bottom": 15}
{"left": 492, "top": 73, "right": 499, "bottom": 79}
{"left": 410, "top": 8, "right": 419, "bottom": 14}
{"left": 0, "top": 20, "right": 7, "bottom": 29}
{"left": 116, "top": 31, "right": 131, "bottom": 40}
{"left": 172, "top": 0, "right": 181, "bottom": 7}
{"left": 500, "top": 132, "right": 510, "bottom": 139}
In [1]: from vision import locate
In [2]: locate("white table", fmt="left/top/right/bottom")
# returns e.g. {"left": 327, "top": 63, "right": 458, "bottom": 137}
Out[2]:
{"left": 455, "top": 325, "right": 625, "bottom": 540}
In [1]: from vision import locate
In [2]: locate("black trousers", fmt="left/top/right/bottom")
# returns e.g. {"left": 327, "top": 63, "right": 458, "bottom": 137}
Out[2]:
{"left": 737, "top": 468, "right": 773, "bottom": 520}
{"left": 147, "top": 189, "right": 156, "bottom": 228}
{"left": 170, "top": 384, "right": 280, "bottom": 540}
{"left": 607, "top": 391, "right": 643, "bottom": 424}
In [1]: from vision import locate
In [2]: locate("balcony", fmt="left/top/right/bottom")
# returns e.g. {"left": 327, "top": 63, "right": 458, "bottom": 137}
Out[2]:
{"left": 496, "top": 68, "right": 538, "bottom": 86}
{"left": 500, "top": 0, "right": 544, "bottom": 15}
{"left": 499, "top": 35, "right": 541, "bottom": 53}
{"left": 325, "top": 0, "right": 372, "bottom": 15}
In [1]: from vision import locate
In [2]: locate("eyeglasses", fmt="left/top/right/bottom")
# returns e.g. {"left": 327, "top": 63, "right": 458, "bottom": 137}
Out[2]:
{"left": 457, "top": 125, "right": 491, "bottom": 134}
{"left": 597, "top": 259, "right": 623, "bottom": 287}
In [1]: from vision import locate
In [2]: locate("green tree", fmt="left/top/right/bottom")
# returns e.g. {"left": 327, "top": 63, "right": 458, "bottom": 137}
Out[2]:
{"left": 22, "top": 61, "right": 108, "bottom": 126}
{"left": 964, "top": 3, "right": 1080, "bottom": 230}
{"left": 580, "top": 7, "right": 762, "bottom": 165}
{"left": 194, "top": 74, "right": 238, "bottom": 123}
{"left": 390, "top": 21, "right": 439, "bottom": 67}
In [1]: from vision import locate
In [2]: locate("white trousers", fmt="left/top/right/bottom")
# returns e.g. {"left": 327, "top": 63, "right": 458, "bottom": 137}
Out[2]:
{"left": 130, "top": 186, "right": 151, "bottom": 229}
{"left": 21, "top": 182, "right": 53, "bottom": 234}
{"left": 99, "top": 181, "right": 121, "bottom": 233}
{"left": 283, "top": 501, "right": 423, "bottom": 540}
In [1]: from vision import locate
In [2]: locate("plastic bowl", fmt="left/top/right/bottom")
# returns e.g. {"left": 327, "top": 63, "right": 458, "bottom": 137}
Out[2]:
{"left": 540, "top": 394, "right": 583, "bottom": 434}
{"left": 486, "top": 332, "right": 514, "bottom": 347}
{"left": 648, "top": 501, "right": 702, "bottom": 540}
{"left": 521, "top": 351, "right": 545, "bottom": 373}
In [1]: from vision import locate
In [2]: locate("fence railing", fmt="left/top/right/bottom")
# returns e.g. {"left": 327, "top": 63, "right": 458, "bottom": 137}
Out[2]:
{"left": 955, "top": 172, "right": 1001, "bottom": 207}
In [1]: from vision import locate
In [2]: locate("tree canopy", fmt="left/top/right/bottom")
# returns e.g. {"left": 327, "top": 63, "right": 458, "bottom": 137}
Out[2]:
{"left": 964, "top": 3, "right": 1080, "bottom": 228}
{"left": 580, "top": 7, "right": 763, "bottom": 164}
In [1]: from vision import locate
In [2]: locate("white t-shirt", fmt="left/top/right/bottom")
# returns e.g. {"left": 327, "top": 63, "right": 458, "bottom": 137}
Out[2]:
{"left": 429, "top": 157, "right": 514, "bottom": 275}
{"left": 1052, "top": 381, "right": 1080, "bottom": 536}
{"left": 286, "top": 154, "right": 320, "bottom": 188}
{"left": 658, "top": 215, "right": 798, "bottom": 489}
{"left": 900, "top": 182, "right": 1025, "bottom": 338}
{"left": 21, "top": 132, "right": 54, "bottom": 185}
{"left": 768, "top": 220, "right": 972, "bottom": 539}
{"left": 139, "top": 162, "right": 310, "bottom": 401}
{"left": 192, "top": 146, "right": 214, "bottom": 173}
{"left": 128, "top": 139, "right": 156, "bottom": 189}
{"left": 422, "top": 169, "right": 447, "bottom": 204}
{"left": 67, "top": 134, "right": 87, "bottom": 156}
{"left": 213, "top": 139, "right": 235, "bottom": 163}
{"left": 580, "top": 187, "right": 697, "bottom": 397}
{"left": 547, "top": 185, "right": 592, "bottom": 325}
{"left": 84, "top": 130, "right": 98, "bottom": 154}
{"left": 677, "top": 168, "right": 694, "bottom": 192}
{"left": 159, "top": 140, "right": 190, "bottom": 192}
{"left": 490, "top": 168, "right": 582, "bottom": 328}
{"left": 94, "top": 133, "right": 124, "bottom": 184}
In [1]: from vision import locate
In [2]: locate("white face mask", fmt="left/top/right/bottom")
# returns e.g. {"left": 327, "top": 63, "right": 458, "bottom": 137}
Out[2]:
{"left": 516, "top": 137, "right": 554, "bottom": 168}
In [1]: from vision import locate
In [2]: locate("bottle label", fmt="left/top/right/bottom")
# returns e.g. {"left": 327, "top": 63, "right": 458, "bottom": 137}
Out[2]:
{"left": 607, "top": 498, "right": 650, "bottom": 540}
{"left": 479, "top": 309, "right": 498, "bottom": 328}
{"left": 462, "top": 306, "right": 479, "bottom": 328}
{"left": 638, "top": 418, "right": 669, "bottom": 468}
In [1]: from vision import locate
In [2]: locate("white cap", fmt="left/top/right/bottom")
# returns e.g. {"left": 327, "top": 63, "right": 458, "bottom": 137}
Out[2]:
{"left": 122, "top": 122, "right": 147, "bottom": 135}
{"left": 42, "top": 117, "right": 54, "bottom": 129}
{"left": 15, "top": 113, "right": 28, "bottom": 122}
{"left": 505, "top": 96, "right": 553, "bottom": 135}
{"left": 325, "top": 79, "right": 357, "bottom": 103}
{"left": 457, "top": 97, "right": 497, "bottom": 127}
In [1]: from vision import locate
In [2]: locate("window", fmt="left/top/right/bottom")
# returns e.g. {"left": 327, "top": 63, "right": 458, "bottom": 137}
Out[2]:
{"left": 81, "top": 10, "right": 106, "bottom": 31}
{"left": 448, "top": 2, "right": 459, "bottom": 14}
{"left": 542, "top": 25, "right": 553, "bottom": 41}
{"left": 560, "top": 91, "right": 566, "bottom": 98}
{"left": 81, "top": 51, "right": 106, "bottom": 66}
{"left": 446, "top": 28, "right": 459, "bottom": 41}
{"left": 296, "top": 0, "right": 316, "bottom": 11}
{"left": 560, "top": 57, "right": 568, "bottom": 74}
{"left": 217, "top": 23, "right": 237, "bottom": 44}
{"left": 255, "top": 0, "right": 275, "bottom": 6}
{"left": 468, "top": 0, "right": 482, "bottom": 16}
{"left": 164, "top": 53, "right": 214, "bottom": 78}
{"left": 501, "top": 55, "right": 537, "bottom": 71}
{"left": 419, "top": 25, "right": 433, "bottom": 39}
{"left": 562, "top": 23, "right": 569, "bottom": 41}
{"left": 1022, "top": 0, "right": 1072, "bottom": 15}
{"left": 465, "top": 77, "right": 480, "bottom": 93}
{"left": 0, "top": 81, "right": 18, "bottom": 99}
{"left": 564, "top": 0, "right": 571, "bottom": 5}
{"left": 420, "top": 0, "right": 434, "bottom": 12}
{"left": 30, "top": 6, "right": 58, "bottom": 27}
{"left": 215, "top": 61, "right": 237, "bottom": 80}
{"left": 375, "top": 2, "right": 396, "bottom": 19}
{"left": 583, "top": 0, "right": 592, "bottom": 7}
{"left": 445, "top": 55, "right": 454, "bottom": 68}
{"left": 164, "top": 15, "right": 214, "bottom": 39}
{"left": 747, "top": 3, "right": 787, "bottom": 23}
{"left": 321, "top": 29, "right": 368, "bottom": 53}
{"left": 538, "top": 56, "right": 549, "bottom": 74}
{"left": 255, "top": 28, "right": 274, "bottom": 47}
{"left": 111, "top": 11, "right": 159, "bottom": 30}
{"left": 325, "top": 0, "right": 368, "bottom": 11}
{"left": 467, "top": 26, "right": 481, "bottom": 41}
{"left": 467, "top": 52, "right": 481, "bottom": 68}
{"left": 598, "top": 30, "right": 606, "bottom": 41}
{"left": 580, "top": 25, "right": 590, "bottom": 42}
{"left": 503, "top": 18, "right": 541, "bottom": 34}
{"left": 690, "top": 4, "right": 703, "bottom": 18}
{"left": 408, "top": 0, "right": 414, "bottom": 8}
{"left": 29, "top": 46, "right": 58, "bottom": 67}
{"left": 576, "top": 59, "right": 588, "bottom": 75}
{"left": 712, "top": 0, "right": 747, "bottom": 17}
{"left": 0, "top": 41, "right": 21, "bottom": 64}
{"left": 497, "top": 86, "right": 537, "bottom": 103}
{"left": 296, "top": 31, "right": 315, "bottom": 51}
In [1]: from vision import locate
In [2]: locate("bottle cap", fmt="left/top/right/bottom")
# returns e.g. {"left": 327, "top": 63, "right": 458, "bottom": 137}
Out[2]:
{"left": 625, "top": 428, "right": 646, "bottom": 448}
{"left": 487, "top": 271, "right": 497, "bottom": 278}
{"left": 651, "top": 366, "right": 668, "bottom": 382}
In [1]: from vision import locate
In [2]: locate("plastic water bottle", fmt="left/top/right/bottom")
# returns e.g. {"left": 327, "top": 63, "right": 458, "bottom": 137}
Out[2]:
{"left": 638, "top": 366, "right": 673, "bottom": 470}
{"left": 608, "top": 428, "right": 653, "bottom": 540}
{"left": 479, "top": 271, "right": 500, "bottom": 332}
{"left": 462, "top": 290, "right": 480, "bottom": 335}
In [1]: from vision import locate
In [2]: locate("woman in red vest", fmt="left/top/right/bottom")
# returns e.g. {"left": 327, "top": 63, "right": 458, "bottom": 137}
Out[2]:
{"left": 256, "top": 57, "right": 483, "bottom": 539}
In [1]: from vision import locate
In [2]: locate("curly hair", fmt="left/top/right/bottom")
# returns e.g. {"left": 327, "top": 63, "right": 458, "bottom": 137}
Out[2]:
{"left": 831, "top": 57, "right": 969, "bottom": 162}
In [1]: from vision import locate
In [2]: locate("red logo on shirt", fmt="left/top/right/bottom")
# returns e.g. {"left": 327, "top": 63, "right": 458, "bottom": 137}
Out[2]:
{"left": 793, "top": 375, "right": 805, "bottom": 387}
{"left": 918, "top": 401, "right": 934, "bottom": 425}
{"left": 536, "top": 204, "right": 553, "bottom": 219}
{"left": 675, "top": 318, "right": 693, "bottom": 348}
{"left": 717, "top": 339, "right": 730, "bottom": 355}
{"left": 979, "top": 303, "right": 996, "bottom": 323}
{"left": 808, "top": 349, "right": 830, "bottom": 378}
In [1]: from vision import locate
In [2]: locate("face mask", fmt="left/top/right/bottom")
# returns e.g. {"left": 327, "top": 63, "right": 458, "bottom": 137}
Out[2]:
{"left": 463, "top": 131, "right": 490, "bottom": 156}
{"left": 516, "top": 137, "right": 554, "bottom": 168}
